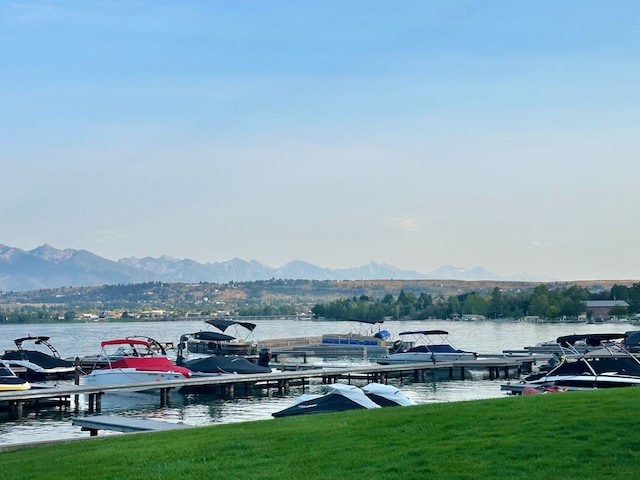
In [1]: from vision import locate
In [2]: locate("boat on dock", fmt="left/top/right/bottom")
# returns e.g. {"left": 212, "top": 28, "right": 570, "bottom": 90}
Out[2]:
{"left": 176, "top": 331, "right": 271, "bottom": 375}
{"left": 502, "top": 333, "right": 640, "bottom": 394}
{"left": 321, "top": 319, "right": 393, "bottom": 348}
{"left": 0, "top": 361, "right": 31, "bottom": 392}
{"left": 1, "top": 335, "right": 76, "bottom": 381}
{"left": 377, "top": 330, "right": 477, "bottom": 365}
{"left": 186, "top": 319, "right": 259, "bottom": 356}
{"left": 81, "top": 338, "right": 192, "bottom": 389}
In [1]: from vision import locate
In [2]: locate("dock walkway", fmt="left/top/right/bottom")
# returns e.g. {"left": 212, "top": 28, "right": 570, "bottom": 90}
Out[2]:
{"left": 0, "top": 356, "right": 534, "bottom": 418}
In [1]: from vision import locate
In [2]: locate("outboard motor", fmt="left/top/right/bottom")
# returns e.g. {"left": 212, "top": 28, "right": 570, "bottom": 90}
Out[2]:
{"left": 258, "top": 348, "right": 272, "bottom": 367}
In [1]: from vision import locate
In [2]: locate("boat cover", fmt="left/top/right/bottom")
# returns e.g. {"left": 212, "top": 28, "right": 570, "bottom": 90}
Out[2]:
{"left": 182, "top": 356, "right": 271, "bottom": 374}
{"left": 272, "top": 384, "right": 380, "bottom": 417}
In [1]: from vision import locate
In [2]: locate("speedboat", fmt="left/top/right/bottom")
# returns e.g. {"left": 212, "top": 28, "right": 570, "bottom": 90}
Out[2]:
{"left": 186, "top": 319, "right": 259, "bottom": 356}
{"left": 1, "top": 335, "right": 76, "bottom": 380}
{"left": 502, "top": 333, "right": 640, "bottom": 394}
{"left": 81, "top": 338, "right": 192, "bottom": 388}
{"left": 0, "top": 361, "right": 31, "bottom": 391}
{"left": 523, "top": 332, "right": 623, "bottom": 355}
{"left": 272, "top": 383, "right": 382, "bottom": 417}
{"left": 377, "top": 330, "right": 478, "bottom": 364}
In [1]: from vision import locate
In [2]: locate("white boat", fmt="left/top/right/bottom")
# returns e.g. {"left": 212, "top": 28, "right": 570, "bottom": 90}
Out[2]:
{"left": 272, "top": 383, "right": 382, "bottom": 417}
{"left": 361, "top": 383, "right": 416, "bottom": 407}
{"left": 0, "top": 360, "right": 31, "bottom": 392}
{"left": 81, "top": 338, "right": 192, "bottom": 388}
{"left": 1, "top": 335, "right": 76, "bottom": 380}
{"left": 377, "top": 330, "right": 477, "bottom": 364}
{"left": 502, "top": 333, "right": 640, "bottom": 394}
{"left": 321, "top": 319, "right": 392, "bottom": 347}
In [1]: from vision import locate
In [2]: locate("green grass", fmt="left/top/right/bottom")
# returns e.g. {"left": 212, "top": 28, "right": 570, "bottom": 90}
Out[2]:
{"left": 3, "top": 388, "right": 640, "bottom": 479}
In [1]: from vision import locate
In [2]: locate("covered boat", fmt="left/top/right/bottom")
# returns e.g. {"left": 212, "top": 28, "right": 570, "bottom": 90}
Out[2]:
{"left": 81, "top": 338, "right": 192, "bottom": 388}
{"left": 1, "top": 336, "right": 76, "bottom": 381}
{"left": 377, "top": 330, "right": 477, "bottom": 364}
{"left": 361, "top": 383, "right": 416, "bottom": 407}
{"left": 176, "top": 331, "right": 271, "bottom": 375}
{"left": 272, "top": 383, "right": 381, "bottom": 417}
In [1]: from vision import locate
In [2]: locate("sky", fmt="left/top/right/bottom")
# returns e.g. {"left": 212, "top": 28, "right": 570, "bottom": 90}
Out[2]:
{"left": 2, "top": 1, "right": 639, "bottom": 281}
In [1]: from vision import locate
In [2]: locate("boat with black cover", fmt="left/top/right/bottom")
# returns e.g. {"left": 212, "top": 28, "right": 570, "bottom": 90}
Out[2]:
{"left": 1, "top": 336, "right": 76, "bottom": 381}
{"left": 176, "top": 331, "right": 271, "bottom": 375}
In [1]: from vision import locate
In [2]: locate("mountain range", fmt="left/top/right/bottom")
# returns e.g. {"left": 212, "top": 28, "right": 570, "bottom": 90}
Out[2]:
{"left": 0, "top": 243, "right": 551, "bottom": 292}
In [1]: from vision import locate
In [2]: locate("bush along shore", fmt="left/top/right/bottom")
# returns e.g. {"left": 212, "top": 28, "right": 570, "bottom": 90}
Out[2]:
{"left": 3, "top": 387, "right": 640, "bottom": 479}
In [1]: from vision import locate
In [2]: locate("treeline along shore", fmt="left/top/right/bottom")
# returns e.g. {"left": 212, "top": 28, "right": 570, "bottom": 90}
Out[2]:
{"left": 1, "top": 279, "right": 638, "bottom": 324}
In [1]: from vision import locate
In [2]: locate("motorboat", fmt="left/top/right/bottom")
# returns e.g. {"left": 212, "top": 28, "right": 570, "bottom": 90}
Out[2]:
{"left": 377, "top": 330, "right": 478, "bottom": 365}
{"left": 186, "top": 319, "right": 259, "bottom": 356}
{"left": 176, "top": 332, "right": 271, "bottom": 375}
{"left": 361, "top": 383, "right": 417, "bottom": 407}
{"left": 272, "top": 383, "right": 382, "bottom": 417}
{"left": 523, "top": 332, "right": 623, "bottom": 355}
{"left": 81, "top": 338, "right": 192, "bottom": 388}
{"left": 0, "top": 361, "right": 31, "bottom": 391}
{"left": 1, "top": 335, "right": 76, "bottom": 381}
{"left": 502, "top": 333, "right": 640, "bottom": 394}
{"left": 321, "top": 319, "right": 393, "bottom": 347}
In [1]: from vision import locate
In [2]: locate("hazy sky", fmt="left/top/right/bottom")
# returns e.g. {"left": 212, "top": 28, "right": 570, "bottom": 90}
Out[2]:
{"left": 2, "top": 1, "right": 639, "bottom": 281}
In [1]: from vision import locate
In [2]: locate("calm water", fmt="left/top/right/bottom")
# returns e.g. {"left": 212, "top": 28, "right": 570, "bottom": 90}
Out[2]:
{"left": 0, "top": 319, "right": 631, "bottom": 447}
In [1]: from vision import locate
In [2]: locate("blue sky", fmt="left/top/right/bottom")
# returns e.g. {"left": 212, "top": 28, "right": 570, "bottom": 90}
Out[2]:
{"left": 2, "top": 1, "right": 639, "bottom": 280}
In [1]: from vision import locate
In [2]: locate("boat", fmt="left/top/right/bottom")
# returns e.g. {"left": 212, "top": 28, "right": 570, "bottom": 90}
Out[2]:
{"left": 0, "top": 361, "right": 31, "bottom": 391}
{"left": 321, "top": 319, "right": 392, "bottom": 347}
{"left": 361, "top": 383, "right": 417, "bottom": 407}
{"left": 502, "top": 333, "right": 640, "bottom": 394}
{"left": 1, "top": 335, "right": 77, "bottom": 381}
{"left": 272, "top": 383, "right": 382, "bottom": 417}
{"left": 81, "top": 338, "right": 192, "bottom": 388}
{"left": 523, "top": 332, "right": 623, "bottom": 355}
{"left": 176, "top": 331, "right": 271, "bottom": 375}
{"left": 377, "top": 330, "right": 478, "bottom": 365}
{"left": 186, "top": 319, "right": 259, "bottom": 356}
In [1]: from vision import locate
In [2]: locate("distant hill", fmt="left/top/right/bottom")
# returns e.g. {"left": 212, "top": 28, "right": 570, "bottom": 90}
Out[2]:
{"left": 0, "top": 243, "right": 552, "bottom": 292}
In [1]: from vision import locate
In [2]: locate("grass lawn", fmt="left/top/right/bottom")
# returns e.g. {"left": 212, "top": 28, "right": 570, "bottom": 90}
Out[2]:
{"left": 2, "top": 387, "right": 640, "bottom": 479}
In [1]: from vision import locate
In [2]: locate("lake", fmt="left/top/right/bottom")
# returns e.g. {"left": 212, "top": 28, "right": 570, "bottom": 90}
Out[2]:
{"left": 0, "top": 318, "right": 633, "bottom": 447}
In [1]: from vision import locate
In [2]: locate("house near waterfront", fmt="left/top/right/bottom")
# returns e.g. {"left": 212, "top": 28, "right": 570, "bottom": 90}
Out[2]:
{"left": 585, "top": 300, "right": 629, "bottom": 319}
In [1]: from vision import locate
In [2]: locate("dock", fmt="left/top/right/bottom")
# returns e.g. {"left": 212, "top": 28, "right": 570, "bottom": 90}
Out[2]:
{"left": 0, "top": 356, "right": 534, "bottom": 419}
{"left": 72, "top": 415, "right": 190, "bottom": 436}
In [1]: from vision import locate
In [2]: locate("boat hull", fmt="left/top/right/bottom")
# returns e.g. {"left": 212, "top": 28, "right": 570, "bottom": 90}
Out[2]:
{"left": 81, "top": 368, "right": 187, "bottom": 387}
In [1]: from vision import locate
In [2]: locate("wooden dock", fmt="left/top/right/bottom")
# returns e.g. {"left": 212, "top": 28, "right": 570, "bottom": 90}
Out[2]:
{"left": 0, "top": 356, "right": 534, "bottom": 419}
{"left": 72, "top": 415, "right": 190, "bottom": 436}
